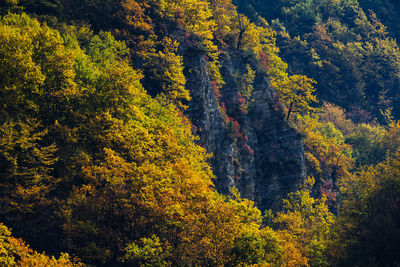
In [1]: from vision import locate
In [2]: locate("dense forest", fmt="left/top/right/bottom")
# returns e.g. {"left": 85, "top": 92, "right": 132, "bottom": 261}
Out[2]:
{"left": 1, "top": 0, "right": 400, "bottom": 266}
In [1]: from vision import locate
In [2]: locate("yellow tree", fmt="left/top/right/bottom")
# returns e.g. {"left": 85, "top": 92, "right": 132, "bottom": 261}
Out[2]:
{"left": 382, "top": 121, "right": 400, "bottom": 154}
{"left": 0, "top": 223, "right": 82, "bottom": 266}
{"left": 142, "top": 37, "right": 189, "bottom": 109}
{"left": 52, "top": 29, "right": 268, "bottom": 264}
{"left": 209, "top": 0, "right": 236, "bottom": 45}
{"left": 275, "top": 178, "right": 335, "bottom": 266}
{"left": 273, "top": 75, "right": 318, "bottom": 120}
{"left": 236, "top": 13, "right": 251, "bottom": 50}
{"left": 0, "top": 12, "right": 77, "bottom": 250}
{"left": 294, "top": 115, "right": 353, "bottom": 183}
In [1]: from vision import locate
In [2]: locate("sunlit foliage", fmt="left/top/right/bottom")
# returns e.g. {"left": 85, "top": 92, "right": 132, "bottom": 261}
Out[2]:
{"left": 3, "top": 1, "right": 400, "bottom": 266}
{"left": 275, "top": 177, "right": 335, "bottom": 266}
{"left": 331, "top": 152, "right": 400, "bottom": 265}
{"left": 0, "top": 223, "right": 81, "bottom": 266}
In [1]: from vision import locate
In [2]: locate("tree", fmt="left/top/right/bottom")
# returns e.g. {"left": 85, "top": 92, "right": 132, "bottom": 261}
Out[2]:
{"left": 331, "top": 152, "right": 400, "bottom": 266}
{"left": 274, "top": 177, "right": 335, "bottom": 266}
{"left": 209, "top": 0, "right": 236, "bottom": 45}
{"left": 0, "top": 12, "right": 76, "bottom": 251}
{"left": 294, "top": 115, "right": 353, "bottom": 185}
{"left": 238, "top": 64, "right": 256, "bottom": 112}
{"left": 318, "top": 102, "right": 355, "bottom": 136}
{"left": 0, "top": 223, "right": 81, "bottom": 266}
{"left": 236, "top": 13, "right": 250, "bottom": 50}
{"left": 141, "top": 37, "right": 189, "bottom": 109}
{"left": 273, "top": 75, "right": 318, "bottom": 120}
{"left": 346, "top": 123, "right": 386, "bottom": 166}
{"left": 236, "top": 0, "right": 400, "bottom": 120}
{"left": 229, "top": 228, "right": 283, "bottom": 266}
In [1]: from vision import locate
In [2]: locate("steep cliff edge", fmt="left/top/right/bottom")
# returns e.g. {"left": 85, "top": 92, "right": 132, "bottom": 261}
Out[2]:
{"left": 183, "top": 47, "right": 306, "bottom": 210}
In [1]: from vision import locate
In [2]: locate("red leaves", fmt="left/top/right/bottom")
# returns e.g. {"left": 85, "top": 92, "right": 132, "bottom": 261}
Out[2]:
{"left": 237, "top": 92, "right": 247, "bottom": 114}
{"left": 273, "top": 94, "right": 282, "bottom": 112}
{"left": 259, "top": 52, "right": 270, "bottom": 70}
{"left": 221, "top": 102, "right": 227, "bottom": 113}
{"left": 242, "top": 144, "right": 254, "bottom": 156}
{"left": 228, "top": 117, "right": 242, "bottom": 139}
{"left": 347, "top": 105, "right": 372, "bottom": 124}
{"left": 175, "top": 7, "right": 183, "bottom": 19}
{"left": 321, "top": 180, "right": 336, "bottom": 206}
{"left": 227, "top": 117, "right": 254, "bottom": 156}
{"left": 212, "top": 81, "right": 222, "bottom": 99}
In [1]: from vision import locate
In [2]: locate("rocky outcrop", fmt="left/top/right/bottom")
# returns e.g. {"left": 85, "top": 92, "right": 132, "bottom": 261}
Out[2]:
{"left": 183, "top": 47, "right": 306, "bottom": 211}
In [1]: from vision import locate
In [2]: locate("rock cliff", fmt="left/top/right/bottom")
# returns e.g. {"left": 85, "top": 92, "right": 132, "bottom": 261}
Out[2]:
{"left": 183, "top": 46, "right": 306, "bottom": 211}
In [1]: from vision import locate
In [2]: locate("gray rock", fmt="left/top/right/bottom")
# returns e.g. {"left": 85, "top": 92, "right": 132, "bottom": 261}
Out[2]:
{"left": 183, "top": 47, "right": 306, "bottom": 211}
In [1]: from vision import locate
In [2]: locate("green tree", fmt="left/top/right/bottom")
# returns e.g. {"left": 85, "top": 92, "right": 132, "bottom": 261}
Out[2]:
{"left": 346, "top": 123, "right": 386, "bottom": 166}
{"left": 331, "top": 152, "right": 400, "bottom": 266}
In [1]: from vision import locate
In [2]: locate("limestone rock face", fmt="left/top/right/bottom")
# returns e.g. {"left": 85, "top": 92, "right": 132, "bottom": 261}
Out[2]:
{"left": 183, "top": 47, "right": 306, "bottom": 211}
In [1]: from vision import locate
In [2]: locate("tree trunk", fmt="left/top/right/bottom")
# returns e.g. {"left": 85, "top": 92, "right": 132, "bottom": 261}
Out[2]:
{"left": 286, "top": 102, "right": 293, "bottom": 120}
{"left": 237, "top": 29, "right": 245, "bottom": 50}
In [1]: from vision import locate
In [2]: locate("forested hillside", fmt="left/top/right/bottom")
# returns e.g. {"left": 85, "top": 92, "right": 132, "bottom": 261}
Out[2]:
{"left": 1, "top": 0, "right": 400, "bottom": 266}
{"left": 238, "top": 0, "right": 400, "bottom": 120}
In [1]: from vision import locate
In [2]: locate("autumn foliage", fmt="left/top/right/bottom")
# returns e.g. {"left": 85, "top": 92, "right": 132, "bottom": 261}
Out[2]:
{"left": 2, "top": 0, "right": 400, "bottom": 266}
